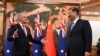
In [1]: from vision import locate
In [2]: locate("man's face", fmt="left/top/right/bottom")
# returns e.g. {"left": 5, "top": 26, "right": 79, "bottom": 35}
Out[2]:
{"left": 20, "top": 15, "right": 27, "bottom": 24}
{"left": 68, "top": 10, "right": 76, "bottom": 21}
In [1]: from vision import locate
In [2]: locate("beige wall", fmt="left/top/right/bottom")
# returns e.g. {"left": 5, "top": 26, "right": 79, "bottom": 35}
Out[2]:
{"left": 82, "top": 16, "right": 100, "bottom": 21}
{"left": 82, "top": 15, "right": 100, "bottom": 46}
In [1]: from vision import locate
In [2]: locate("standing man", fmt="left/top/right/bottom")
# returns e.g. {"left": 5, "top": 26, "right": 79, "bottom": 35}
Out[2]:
{"left": 66, "top": 7, "right": 92, "bottom": 56}
{"left": 7, "top": 13, "right": 46, "bottom": 56}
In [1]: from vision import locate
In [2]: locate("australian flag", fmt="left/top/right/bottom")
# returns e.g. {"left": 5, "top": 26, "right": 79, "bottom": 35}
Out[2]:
{"left": 32, "top": 12, "right": 43, "bottom": 56}
{"left": 58, "top": 16, "right": 67, "bottom": 56}
{"left": 4, "top": 11, "right": 14, "bottom": 56}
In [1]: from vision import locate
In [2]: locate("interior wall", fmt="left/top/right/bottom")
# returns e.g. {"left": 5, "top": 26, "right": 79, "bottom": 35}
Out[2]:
{"left": 0, "top": 12, "right": 4, "bottom": 56}
{"left": 82, "top": 16, "right": 100, "bottom": 21}
{"left": 0, "top": 13, "right": 3, "bottom": 35}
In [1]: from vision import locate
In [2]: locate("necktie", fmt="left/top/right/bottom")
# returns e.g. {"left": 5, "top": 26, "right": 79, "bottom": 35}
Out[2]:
{"left": 69, "top": 22, "right": 74, "bottom": 31}
{"left": 22, "top": 25, "right": 27, "bottom": 36}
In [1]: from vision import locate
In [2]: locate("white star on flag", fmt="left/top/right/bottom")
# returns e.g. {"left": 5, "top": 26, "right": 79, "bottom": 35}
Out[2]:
{"left": 35, "top": 49, "right": 38, "bottom": 53}
{"left": 6, "top": 49, "right": 10, "bottom": 53}
{"left": 60, "top": 49, "right": 64, "bottom": 53}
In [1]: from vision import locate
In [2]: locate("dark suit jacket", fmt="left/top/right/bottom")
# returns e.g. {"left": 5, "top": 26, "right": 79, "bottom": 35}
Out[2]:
{"left": 7, "top": 23, "right": 41, "bottom": 56}
{"left": 67, "top": 19, "right": 92, "bottom": 56}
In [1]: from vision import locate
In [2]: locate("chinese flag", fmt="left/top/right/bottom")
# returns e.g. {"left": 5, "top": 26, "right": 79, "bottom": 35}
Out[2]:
{"left": 44, "top": 14, "right": 57, "bottom": 56}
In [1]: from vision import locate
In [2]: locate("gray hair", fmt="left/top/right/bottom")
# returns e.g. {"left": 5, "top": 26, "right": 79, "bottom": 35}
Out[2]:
{"left": 17, "top": 13, "right": 23, "bottom": 21}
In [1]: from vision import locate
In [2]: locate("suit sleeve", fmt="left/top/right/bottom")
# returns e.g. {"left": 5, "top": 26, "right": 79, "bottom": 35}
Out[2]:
{"left": 83, "top": 20, "right": 92, "bottom": 52}
{"left": 28, "top": 29, "right": 41, "bottom": 44}
{"left": 7, "top": 25, "right": 16, "bottom": 41}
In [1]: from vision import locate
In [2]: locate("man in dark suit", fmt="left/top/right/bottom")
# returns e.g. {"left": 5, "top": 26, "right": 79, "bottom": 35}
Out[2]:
{"left": 66, "top": 7, "right": 92, "bottom": 56}
{"left": 7, "top": 13, "right": 46, "bottom": 56}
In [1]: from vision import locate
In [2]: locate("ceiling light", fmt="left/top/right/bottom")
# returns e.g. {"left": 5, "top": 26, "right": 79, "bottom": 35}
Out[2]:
{"left": 81, "top": 6, "right": 85, "bottom": 8}
{"left": 86, "top": 11, "right": 90, "bottom": 14}
{"left": 94, "top": 12, "right": 98, "bottom": 15}
{"left": 0, "top": 7, "right": 4, "bottom": 11}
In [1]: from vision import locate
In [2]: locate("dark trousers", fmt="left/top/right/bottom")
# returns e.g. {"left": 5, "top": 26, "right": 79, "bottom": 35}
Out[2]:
{"left": 13, "top": 53, "right": 29, "bottom": 56}
{"left": 13, "top": 50, "right": 29, "bottom": 56}
{"left": 67, "top": 49, "right": 70, "bottom": 56}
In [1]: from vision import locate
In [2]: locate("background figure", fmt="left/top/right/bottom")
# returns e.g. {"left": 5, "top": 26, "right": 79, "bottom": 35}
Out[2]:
{"left": 66, "top": 7, "right": 92, "bottom": 56}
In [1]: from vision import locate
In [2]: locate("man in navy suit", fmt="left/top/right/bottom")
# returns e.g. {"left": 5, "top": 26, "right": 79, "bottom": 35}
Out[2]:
{"left": 66, "top": 7, "right": 92, "bottom": 56}
{"left": 7, "top": 13, "right": 46, "bottom": 56}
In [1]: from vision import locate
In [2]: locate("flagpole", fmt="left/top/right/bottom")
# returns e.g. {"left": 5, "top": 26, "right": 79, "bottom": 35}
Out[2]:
{"left": 2, "top": 0, "right": 6, "bottom": 55}
{"left": 3, "top": 0, "right": 6, "bottom": 47}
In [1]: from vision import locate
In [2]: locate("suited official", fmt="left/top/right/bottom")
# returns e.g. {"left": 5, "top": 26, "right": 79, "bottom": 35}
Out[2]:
{"left": 66, "top": 7, "right": 92, "bottom": 56}
{"left": 7, "top": 13, "right": 46, "bottom": 56}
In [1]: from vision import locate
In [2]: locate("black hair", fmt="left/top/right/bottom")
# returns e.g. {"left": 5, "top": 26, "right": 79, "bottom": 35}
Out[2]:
{"left": 69, "top": 7, "right": 79, "bottom": 15}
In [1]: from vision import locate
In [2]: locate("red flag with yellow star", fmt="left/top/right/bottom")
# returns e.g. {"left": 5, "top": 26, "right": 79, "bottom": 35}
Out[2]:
{"left": 44, "top": 13, "right": 57, "bottom": 56}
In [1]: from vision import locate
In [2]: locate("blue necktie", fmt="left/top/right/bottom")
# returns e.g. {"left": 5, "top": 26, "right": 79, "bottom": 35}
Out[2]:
{"left": 70, "top": 22, "right": 74, "bottom": 31}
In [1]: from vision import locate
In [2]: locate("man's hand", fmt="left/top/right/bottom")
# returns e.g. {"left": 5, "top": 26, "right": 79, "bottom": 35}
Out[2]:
{"left": 41, "top": 38, "right": 47, "bottom": 44}
{"left": 13, "top": 29, "right": 19, "bottom": 39}
{"left": 85, "top": 52, "right": 91, "bottom": 56}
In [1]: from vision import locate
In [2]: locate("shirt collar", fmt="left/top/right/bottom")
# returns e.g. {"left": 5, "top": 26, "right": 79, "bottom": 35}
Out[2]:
{"left": 19, "top": 22, "right": 23, "bottom": 28}
{"left": 72, "top": 17, "right": 79, "bottom": 24}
